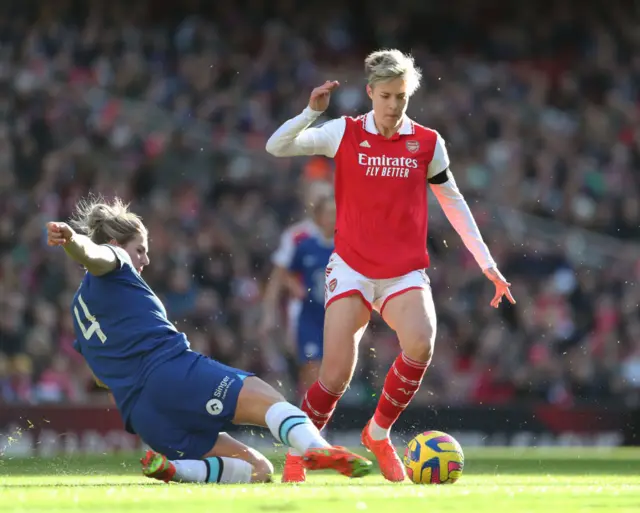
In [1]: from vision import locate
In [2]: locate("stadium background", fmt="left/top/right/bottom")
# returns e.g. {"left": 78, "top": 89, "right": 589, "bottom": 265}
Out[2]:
{"left": 0, "top": 0, "right": 639, "bottom": 455}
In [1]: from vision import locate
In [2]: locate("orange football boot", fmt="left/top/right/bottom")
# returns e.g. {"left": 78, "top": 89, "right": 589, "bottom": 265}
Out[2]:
{"left": 302, "top": 446, "right": 372, "bottom": 478}
{"left": 140, "top": 450, "right": 176, "bottom": 483}
{"left": 282, "top": 452, "right": 307, "bottom": 483}
{"left": 361, "top": 421, "right": 407, "bottom": 482}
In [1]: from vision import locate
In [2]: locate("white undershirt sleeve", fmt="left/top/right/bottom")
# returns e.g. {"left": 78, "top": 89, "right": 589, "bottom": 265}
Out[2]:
{"left": 271, "top": 229, "right": 296, "bottom": 268}
{"left": 266, "top": 107, "right": 346, "bottom": 158}
{"left": 430, "top": 170, "right": 497, "bottom": 271}
{"left": 427, "top": 131, "right": 451, "bottom": 179}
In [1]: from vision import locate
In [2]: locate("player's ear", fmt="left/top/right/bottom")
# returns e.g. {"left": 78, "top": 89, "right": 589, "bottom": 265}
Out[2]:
{"left": 108, "top": 239, "right": 120, "bottom": 247}
{"left": 366, "top": 84, "right": 373, "bottom": 100}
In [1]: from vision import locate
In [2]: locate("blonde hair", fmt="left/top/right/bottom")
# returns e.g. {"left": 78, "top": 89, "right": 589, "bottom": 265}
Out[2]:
{"left": 70, "top": 195, "right": 146, "bottom": 245}
{"left": 364, "top": 49, "right": 422, "bottom": 96}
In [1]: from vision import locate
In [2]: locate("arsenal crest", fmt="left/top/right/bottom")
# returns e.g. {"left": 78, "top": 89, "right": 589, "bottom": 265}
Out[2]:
{"left": 406, "top": 140, "right": 420, "bottom": 153}
{"left": 329, "top": 278, "right": 337, "bottom": 292}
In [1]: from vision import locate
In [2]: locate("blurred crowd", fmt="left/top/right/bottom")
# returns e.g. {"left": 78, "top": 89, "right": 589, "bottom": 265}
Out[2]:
{"left": 0, "top": 0, "right": 639, "bottom": 409}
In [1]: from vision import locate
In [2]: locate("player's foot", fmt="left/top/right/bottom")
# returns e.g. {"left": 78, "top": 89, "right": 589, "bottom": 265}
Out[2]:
{"left": 140, "top": 449, "right": 176, "bottom": 483}
{"left": 303, "top": 446, "right": 372, "bottom": 478}
{"left": 282, "top": 452, "right": 307, "bottom": 483}
{"left": 361, "top": 421, "right": 407, "bottom": 482}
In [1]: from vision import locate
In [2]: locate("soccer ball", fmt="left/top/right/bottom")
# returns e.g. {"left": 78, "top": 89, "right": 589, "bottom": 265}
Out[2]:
{"left": 403, "top": 430, "right": 464, "bottom": 484}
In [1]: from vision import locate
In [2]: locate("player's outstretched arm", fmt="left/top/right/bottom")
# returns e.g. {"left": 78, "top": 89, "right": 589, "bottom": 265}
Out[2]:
{"left": 427, "top": 134, "right": 516, "bottom": 308}
{"left": 265, "top": 81, "right": 345, "bottom": 158}
{"left": 429, "top": 170, "right": 496, "bottom": 271}
{"left": 428, "top": 164, "right": 515, "bottom": 307}
{"left": 426, "top": 134, "right": 496, "bottom": 271}
{"left": 46, "top": 222, "right": 118, "bottom": 276}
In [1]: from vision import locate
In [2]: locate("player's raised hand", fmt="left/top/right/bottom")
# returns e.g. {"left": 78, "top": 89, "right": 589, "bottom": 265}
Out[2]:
{"left": 308, "top": 80, "right": 340, "bottom": 112}
{"left": 483, "top": 267, "right": 516, "bottom": 308}
{"left": 46, "top": 221, "right": 75, "bottom": 247}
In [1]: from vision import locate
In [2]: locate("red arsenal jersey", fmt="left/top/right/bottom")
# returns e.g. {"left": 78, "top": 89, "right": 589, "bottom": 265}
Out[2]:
{"left": 333, "top": 113, "right": 448, "bottom": 278}
{"left": 266, "top": 107, "right": 497, "bottom": 276}
{"left": 266, "top": 109, "right": 450, "bottom": 279}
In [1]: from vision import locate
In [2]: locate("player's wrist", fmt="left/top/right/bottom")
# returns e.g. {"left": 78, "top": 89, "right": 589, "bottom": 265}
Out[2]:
{"left": 304, "top": 105, "right": 324, "bottom": 117}
{"left": 482, "top": 265, "right": 498, "bottom": 276}
{"left": 62, "top": 231, "right": 79, "bottom": 248}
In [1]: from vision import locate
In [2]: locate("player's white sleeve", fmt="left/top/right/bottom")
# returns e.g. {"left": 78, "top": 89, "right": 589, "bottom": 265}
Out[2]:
{"left": 430, "top": 171, "right": 497, "bottom": 271}
{"left": 265, "top": 107, "right": 346, "bottom": 158}
{"left": 271, "top": 230, "right": 296, "bottom": 268}
{"left": 427, "top": 132, "right": 451, "bottom": 179}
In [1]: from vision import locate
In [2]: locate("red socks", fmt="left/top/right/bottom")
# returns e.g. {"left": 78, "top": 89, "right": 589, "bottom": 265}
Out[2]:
{"left": 300, "top": 380, "right": 343, "bottom": 431}
{"left": 373, "top": 352, "right": 428, "bottom": 429}
{"left": 299, "top": 352, "right": 428, "bottom": 435}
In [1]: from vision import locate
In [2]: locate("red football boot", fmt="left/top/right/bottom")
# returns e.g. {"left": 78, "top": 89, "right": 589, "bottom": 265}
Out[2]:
{"left": 302, "top": 446, "right": 372, "bottom": 478}
{"left": 140, "top": 450, "right": 176, "bottom": 483}
{"left": 361, "top": 421, "right": 407, "bottom": 482}
{"left": 282, "top": 452, "right": 307, "bottom": 483}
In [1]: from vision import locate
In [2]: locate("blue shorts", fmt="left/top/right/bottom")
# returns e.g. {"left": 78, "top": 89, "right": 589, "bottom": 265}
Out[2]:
{"left": 296, "top": 313, "right": 324, "bottom": 363}
{"left": 129, "top": 350, "right": 253, "bottom": 460}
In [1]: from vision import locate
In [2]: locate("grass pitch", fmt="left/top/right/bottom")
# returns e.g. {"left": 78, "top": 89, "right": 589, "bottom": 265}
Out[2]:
{"left": 1, "top": 448, "right": 639, "bottom": 512}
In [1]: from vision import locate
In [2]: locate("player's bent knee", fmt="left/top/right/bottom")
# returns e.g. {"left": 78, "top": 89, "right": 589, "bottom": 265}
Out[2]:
{"left": 400, "top": 324, "right": 436, "bottom": 364}
{"left": 250, "top": 457, "right": 275, "bottom": 483}
{"left": 233, "top": 377, "right": 287, "bottom": 426}
{"left": 242, "top": 376, "right": 286, "bottom": 402}
{"left": 405, "top": 336, "right": 434, "bottom": 364}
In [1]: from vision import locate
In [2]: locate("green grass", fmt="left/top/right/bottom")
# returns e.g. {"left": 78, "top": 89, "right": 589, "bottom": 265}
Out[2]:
{"left": 1, "top": 448, "right": 640, "bottom": 512}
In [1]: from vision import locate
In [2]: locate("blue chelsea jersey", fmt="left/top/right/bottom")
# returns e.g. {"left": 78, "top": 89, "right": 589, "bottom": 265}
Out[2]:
{"left": 289, "top": 235, "right": 334, "bottom": 317}
{"left": 71, "top": 246, "right": 189, "bottom": 431}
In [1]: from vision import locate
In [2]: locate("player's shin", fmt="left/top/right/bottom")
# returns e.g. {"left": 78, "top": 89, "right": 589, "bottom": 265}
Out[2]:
{"left": 369, "top": 352, "right": 428, "bottom": 440}
{"left": 173, "top": 457, "right": 256, "bottom": 484}
{"left": 265, "top": 401, "right": 330, "bottom": 455}
{"left": 300, "top": 380, "right": 342, "bottom": 432}
{"left": 142, "top": 450, "right": 263, "bottom": 484}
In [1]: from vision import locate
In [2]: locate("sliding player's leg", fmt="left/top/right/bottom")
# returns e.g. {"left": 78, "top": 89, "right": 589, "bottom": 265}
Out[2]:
{"left": 233, "top": 375, "right": 371, "bottom": 478}
{"left": 131, "top": 350, "right": 371, "bottom": 484}
{"left": 131, "top": 352, "right": 269, "bottom": 485}
{"left": 141, "top": 433, "right": 273, "bottom": 484}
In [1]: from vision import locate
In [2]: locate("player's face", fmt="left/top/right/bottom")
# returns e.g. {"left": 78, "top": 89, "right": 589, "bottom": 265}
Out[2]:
{"left": 367, "top": 78, "right": 409, "bottom": 132}
{"left": 123, "top": 232, "right": 150, "bottom": 273}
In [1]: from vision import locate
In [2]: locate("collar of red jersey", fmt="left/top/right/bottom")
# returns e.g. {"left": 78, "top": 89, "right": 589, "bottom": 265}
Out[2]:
{"left": 363, "top": 111, "right": 414, "bottom": 138}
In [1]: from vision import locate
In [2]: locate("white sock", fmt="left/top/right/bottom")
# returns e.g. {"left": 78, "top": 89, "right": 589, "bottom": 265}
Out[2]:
{"left": 368, "top": 418, "right": 390, "bottom": 441}
{"left": 172, "top": 457, "right": 253, "bottom": 484}
{"left": 212, "top": 457, "right": 254, "bottom": 484}
{"left": 265, "top": 402, "right": 330, "bottom": 455}
{"left": 287, "top": 426, "right": 329, "bottom": 457}
{"left": 172, "top": 460, "right": 207, "bottom": 482}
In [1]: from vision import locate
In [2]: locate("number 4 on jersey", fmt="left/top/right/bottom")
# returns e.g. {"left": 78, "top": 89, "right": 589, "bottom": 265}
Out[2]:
{"left": 74, "top": 294, "right": 107, "bottom": 343}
